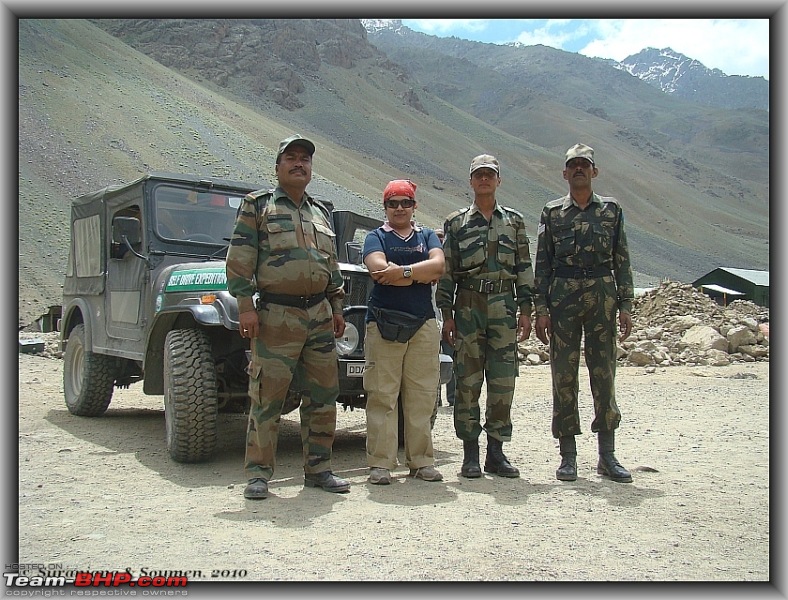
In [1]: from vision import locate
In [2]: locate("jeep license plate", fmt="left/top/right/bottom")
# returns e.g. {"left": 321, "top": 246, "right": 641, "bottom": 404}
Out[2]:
{"left": 347, "top": 363, "right": 365, "bottom": 377}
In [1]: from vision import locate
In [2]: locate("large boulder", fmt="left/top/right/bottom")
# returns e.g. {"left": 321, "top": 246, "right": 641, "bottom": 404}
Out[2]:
{"left": 681, "top": 325, "right": 728, "bottom": 352}
{"left": 628, "top": 348, "right": 654, "bottom": 366}
{"left": 738, "top": 344, "right": 769, "bottom": 358}
{"left": 727, "top": 325, "right": 758, "bottom": 353}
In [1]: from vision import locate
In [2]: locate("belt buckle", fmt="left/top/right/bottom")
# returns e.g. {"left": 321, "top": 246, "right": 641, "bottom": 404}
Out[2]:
{"left": 299, "top": 296, "right": 310, "bottom": 308}
{"left": 481, "top": 280, "right": 495, "bottom": 293}
{"left": 578, "top": 267, "right": 592, "bottom": 278}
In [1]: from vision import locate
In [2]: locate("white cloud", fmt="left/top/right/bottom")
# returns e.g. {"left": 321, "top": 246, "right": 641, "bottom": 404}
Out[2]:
{"left": 405, "top": 19, "right": 490, "bottom": 35}
{"left": 512, "top": 19, "right": 590, "bottom": 49}
{"left": 402, "top": 18, "right": 769, "bottom": 79}
{"left": 579, "top": 19, "right": 769, "bottom": 79}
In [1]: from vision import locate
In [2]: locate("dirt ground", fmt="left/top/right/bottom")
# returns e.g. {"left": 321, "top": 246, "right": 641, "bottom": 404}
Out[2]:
{"left": 15, "top": 352, "right": 770, "bottom": 589}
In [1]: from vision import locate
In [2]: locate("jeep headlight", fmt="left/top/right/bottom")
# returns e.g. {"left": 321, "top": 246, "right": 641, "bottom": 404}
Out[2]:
{"left": 336, "top": 322, "right": 359, "bottom": 356}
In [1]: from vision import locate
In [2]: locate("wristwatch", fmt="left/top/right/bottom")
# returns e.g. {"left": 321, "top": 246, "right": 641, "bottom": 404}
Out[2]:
{"left": 403, "top": 266, "right": 413, "bottom": 279}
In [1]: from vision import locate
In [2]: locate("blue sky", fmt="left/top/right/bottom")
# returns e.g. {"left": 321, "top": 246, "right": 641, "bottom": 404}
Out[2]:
{"left": 401, "top": 19, "right": 770, "bottom": 80}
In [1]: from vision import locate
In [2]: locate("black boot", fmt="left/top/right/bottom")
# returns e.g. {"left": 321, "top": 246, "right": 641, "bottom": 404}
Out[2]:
{"left": 597, "top": 430, "right": 632, "bottom": 483}
{"left": 243, "top": 478, "right": 269, "bottom": 500}
{"left": 556, "top": 436, "right": 577, "bottom": 481}
{"left": 461, "top": 440, "right": 482, "bottom": 478}
{"left": 484, "top": 436, "right": 520, "bottom": 478}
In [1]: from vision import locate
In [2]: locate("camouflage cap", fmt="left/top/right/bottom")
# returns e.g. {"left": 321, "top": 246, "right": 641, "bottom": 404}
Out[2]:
{"left": 277, "top": 134, "right": 316, "bottom": 160}
{"left": 565, "top": 143, "right": 595, "bottom": 165}
{"left": 469, "top": 154, "right": 500, "bottom": 176}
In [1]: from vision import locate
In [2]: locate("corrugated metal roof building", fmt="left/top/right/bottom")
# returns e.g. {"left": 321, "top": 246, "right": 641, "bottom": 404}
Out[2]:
{"left": 693, "top": 267, "right": 769, "bottom": 307}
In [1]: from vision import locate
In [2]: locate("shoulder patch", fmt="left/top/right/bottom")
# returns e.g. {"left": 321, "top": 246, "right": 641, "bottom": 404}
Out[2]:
{"left": 244, "top": 189, "right": 273, "bottom": 213}
{"left": 445, "top": 206, "right": 471, "bottom": 223}
{"left": 544, "top": 197, "right": 564, "bottom": 210}
{"left": 248, "top": 188, "right": 275, "bottom": 200}
{"left": 598, "top": 195, "right": 621, "bottom": 206}
{"left": 501, "top": 205, "right": 524, "bottom": 219}
{"left": 311, "top": 198, "right": 332, "bottom": 225}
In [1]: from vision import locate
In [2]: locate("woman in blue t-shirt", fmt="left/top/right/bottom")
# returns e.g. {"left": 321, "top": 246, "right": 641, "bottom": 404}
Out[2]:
{"left": 361, "top": 179, "right": 446, "bottom": 485}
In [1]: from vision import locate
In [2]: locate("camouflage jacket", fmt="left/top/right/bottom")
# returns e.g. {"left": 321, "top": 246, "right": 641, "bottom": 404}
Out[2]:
{"left": 533, "top": 192, "right": 634, "bottom": 316}
{"left": 435, "top": 202, "right": 535, "bottom": 318}
{"left": 225, "top": 187, "right": 345, "bottom": 315}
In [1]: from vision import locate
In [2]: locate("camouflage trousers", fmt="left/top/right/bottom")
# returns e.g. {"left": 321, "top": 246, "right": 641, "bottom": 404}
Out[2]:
{"left": 548, "top": 276, "right": 622, "bottom": 438}
{"left": 452, "top": 288, "right": 518, "bottom": 442}
{"left": 244, "top": 300, "right": 339, "bottom": 481}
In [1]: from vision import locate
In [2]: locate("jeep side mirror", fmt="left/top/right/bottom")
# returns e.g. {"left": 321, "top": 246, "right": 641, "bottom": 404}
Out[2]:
{"left": 111, "top": 216, "right": 143, "bottom": 259}
{"left": 346, "top": 242, "right": 363, "bottom": 265}
{"left": 112, "top": 216, "right": 141, "bottom": 247}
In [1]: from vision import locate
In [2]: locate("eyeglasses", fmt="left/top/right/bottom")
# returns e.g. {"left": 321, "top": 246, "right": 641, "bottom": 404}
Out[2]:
{"left": 384, "top": 198, "right": 416, "bottom": 209}
{"left": 566, "top": 159, "right": 593, "bottom": 169}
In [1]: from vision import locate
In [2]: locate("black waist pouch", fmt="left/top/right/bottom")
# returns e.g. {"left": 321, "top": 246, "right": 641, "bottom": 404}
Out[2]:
{"left": 371, "top": 306, "right": 430, "bottom": 343}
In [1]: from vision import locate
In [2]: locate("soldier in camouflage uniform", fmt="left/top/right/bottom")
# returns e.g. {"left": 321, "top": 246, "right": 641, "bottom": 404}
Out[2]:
{"left": 225, "top": 134, "right": 351, "bottom": 500}
{"left": 435, "top": 154, "right": 534, "bottom": 479}
{"left": 533, "top": 143, "right": 635, "bottom": 484}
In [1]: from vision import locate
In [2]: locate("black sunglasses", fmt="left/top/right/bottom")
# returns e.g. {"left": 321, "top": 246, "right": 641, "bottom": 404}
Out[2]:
{"left": 384, "top": 198, "right": 416, "bottom": 209}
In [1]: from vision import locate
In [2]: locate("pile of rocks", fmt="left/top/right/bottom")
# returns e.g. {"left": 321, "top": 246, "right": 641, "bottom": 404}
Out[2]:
{"left": 18, "top": 331, "right": 62, "bottom": 359}
{"left": 518, "top": 280, "right": 769, "bottom": 368}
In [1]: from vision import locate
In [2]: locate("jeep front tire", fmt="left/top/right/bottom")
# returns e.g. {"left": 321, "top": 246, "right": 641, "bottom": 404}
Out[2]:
{"left": 163, "top": 329, "right": 219, "bottom": 463}
{"left": 63, "top": 324, "right": 117, "bottom": 416}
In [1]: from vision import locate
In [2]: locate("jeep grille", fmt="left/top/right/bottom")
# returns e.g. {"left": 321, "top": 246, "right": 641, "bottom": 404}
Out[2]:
{"left": 343, "top": 271, "right": 373, "bottom": 307}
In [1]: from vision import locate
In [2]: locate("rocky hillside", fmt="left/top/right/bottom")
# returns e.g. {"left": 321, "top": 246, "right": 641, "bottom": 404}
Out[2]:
{"left": 92, "top": 19, "right": 382, "bottom": 112}
{"left": 18, "top": 19, "right": 769, "bottom": 329}
{"left": 362, "top": 21, "right": 768, "bottom": 276}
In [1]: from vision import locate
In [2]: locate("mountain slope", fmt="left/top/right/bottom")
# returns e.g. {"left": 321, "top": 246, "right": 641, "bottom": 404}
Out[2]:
{"left": 617, "top": 47, "right": 769, "bottom": 111}
{"left": 362, "top": 23, "right": 768, "bottom": 260}
{"left": 18, "top": 19, "right": 769, "bottom": 328}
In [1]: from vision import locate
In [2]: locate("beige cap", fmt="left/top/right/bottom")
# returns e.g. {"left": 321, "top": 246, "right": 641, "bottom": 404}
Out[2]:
{"left": 565, "top": 143, "right": 594, "bottom": 165}
{"left": 469, "top": 154, "right": 500, "bottom": 176}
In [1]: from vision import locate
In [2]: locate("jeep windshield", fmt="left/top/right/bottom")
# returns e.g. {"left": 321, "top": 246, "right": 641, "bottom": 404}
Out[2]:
{"left": 153, "top": 182, "right": 245, "bottom": 247}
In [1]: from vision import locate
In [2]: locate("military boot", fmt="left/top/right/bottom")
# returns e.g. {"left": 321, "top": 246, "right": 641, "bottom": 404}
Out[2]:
{"left": 484, "top": 436, "right": 520, "bottom": 478}
{"left": 304, "top": 471, "right": 351, "bottom": 493}
{"left": 597, "top": 430, "right": 632, "bottom": 483}
{"left": 460, "top": 440, "right": 482, "bottom": 478}
{"left": 556, "top": 435, "right": 578, "bottom": 481}
{"left": 243, "top": 478, "right": 269, "bottom": 500}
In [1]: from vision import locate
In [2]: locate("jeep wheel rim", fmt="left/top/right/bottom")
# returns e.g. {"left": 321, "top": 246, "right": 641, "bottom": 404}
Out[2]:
{"left": 69, "top": 338, "right": 84, "bottom": 397}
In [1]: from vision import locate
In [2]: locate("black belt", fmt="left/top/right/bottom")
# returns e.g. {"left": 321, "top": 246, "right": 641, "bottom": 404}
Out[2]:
{"left": 257, "top": 291, "right": 327, "bottom": 309}
{"left": 553, "top": 266, "right": 611, "bottom": 279}
{"left": 458, "top": 278, "right": 514, "bottom": 293}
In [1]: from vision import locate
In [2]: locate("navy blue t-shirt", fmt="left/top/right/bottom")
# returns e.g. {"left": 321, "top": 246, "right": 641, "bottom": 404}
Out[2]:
{"left": 362, "top": 226, "right": 441, "bottom": 321}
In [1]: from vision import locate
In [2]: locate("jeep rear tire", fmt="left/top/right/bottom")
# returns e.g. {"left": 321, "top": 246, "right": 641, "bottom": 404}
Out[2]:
{"left": 63, "top": 324, "right": 117, "bottom": 416}
{"left": 163, "top": 329, "right": 218, "bottom": 463}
